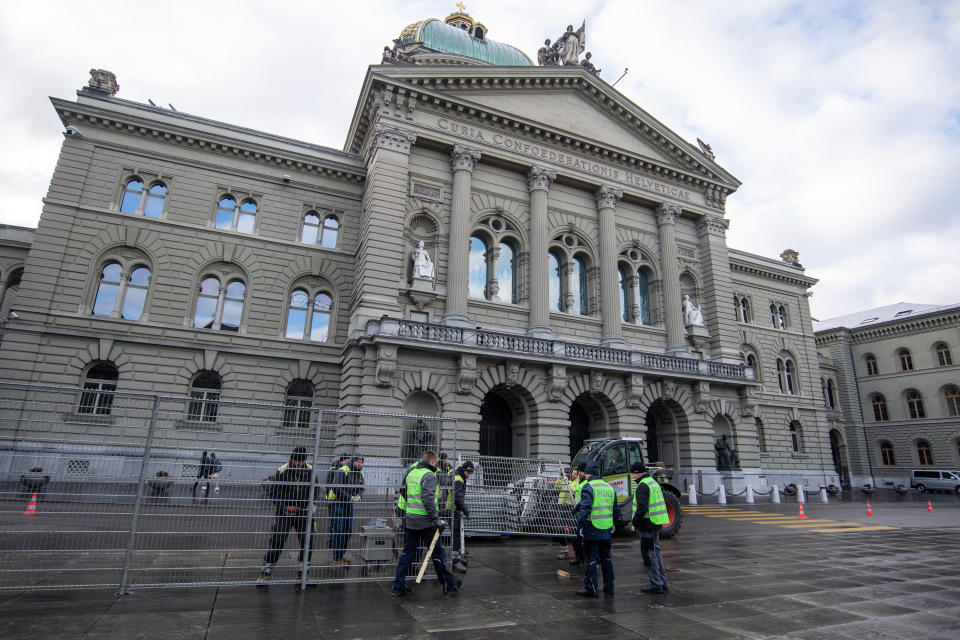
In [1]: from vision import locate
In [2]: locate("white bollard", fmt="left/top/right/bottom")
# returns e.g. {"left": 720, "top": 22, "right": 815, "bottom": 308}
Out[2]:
{"left": 820, "top": 487, "right": 829, "bottom": 503}
{"left": 688, "top": 484, "right": 698, "bottom": 505}
{"left": 718, "top": 483, "right": 727, "bottom": 505}
{"left": 772, "top": 484, "right": 781, "bottom": 504}
{"left": 797, "top": 487, "right": 805, "bottom": 503}
{"left": 746, "top": 485, "right": 755, "bottom": 504}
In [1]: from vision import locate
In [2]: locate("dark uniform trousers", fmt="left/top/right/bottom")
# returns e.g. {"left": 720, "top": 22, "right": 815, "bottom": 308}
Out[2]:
{"left": 263, "top": 507, "right": 313, "bottom": 566}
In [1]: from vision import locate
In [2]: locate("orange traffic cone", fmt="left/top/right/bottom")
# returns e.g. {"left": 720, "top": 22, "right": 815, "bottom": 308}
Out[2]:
{"left": 22, "top": 492, "right": 38, "bottom": 516}
{"left": 927, "top": 500, "right": 935, "bottom": 513}
{"left": 865, "top": 500, "right": 873, "bottom": 516}
{"left": 797, "top": 503, "right": 807, "bottom": 518}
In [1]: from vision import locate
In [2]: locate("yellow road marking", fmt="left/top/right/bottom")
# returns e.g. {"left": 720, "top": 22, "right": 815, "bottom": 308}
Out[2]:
{"left": 809, "top": 525, "right": 897, "bottom": 533}
{"left": 750, "top": 519, "right": 834, "bottom": 524}
{"left": 776, "top": 521, "right": 847, "bottom": 527}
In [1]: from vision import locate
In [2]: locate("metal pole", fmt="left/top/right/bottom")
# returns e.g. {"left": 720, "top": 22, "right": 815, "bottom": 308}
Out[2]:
{"left": 118, "top": 394, "right": 161, "bottom": 595}
{"left": 300, "top": 408, "right": 324, "bottom": 592}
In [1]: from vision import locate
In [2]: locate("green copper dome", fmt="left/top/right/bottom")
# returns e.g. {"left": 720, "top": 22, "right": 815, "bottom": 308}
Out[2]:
{"left": 399, "top": 17, "right": 533, "bottom": 66}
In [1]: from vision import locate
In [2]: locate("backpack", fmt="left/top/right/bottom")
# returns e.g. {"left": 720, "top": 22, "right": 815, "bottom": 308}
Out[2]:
{"left": 213, "top": 460, "right": 223, "bottom": 473}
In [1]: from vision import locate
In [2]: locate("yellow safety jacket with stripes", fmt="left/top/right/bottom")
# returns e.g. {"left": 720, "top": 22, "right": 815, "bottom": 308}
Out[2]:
{"left": 587, "top": 478, "right": 616, "bottom": 530}
{"left": 637, "top": 476, "right": 670, "bottom": 525}
{"left": 326, "top": 464, "right": 350, "bottom": 501}
{"left": 404, "top": 466, "right": 437, "bottom": 516}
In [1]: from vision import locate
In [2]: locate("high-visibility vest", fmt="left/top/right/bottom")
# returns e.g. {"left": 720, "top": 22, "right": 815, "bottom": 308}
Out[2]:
{"left": 396, "top": 462, "right": 417, "bottom": 512}
{"left": 573, "top": 477, "right": 584, "bottom": 502}
{"left": 587, "top": 479, "right": 616, "bottom": 530}
{"left": 326, "top": 464, "right": 350, "bottom": 500}
{"left": 638, "top": 476, "right": 670, "bottom": 525}
{"left": 404, "top": 466, "right": 436, "bottom": 516}
{"left": 556, "top": 476, "right": 574, "bottom": 505}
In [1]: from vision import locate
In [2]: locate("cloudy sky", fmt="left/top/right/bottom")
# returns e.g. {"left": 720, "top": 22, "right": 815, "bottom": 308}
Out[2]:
{"left": 1, "top": 0, "right": 958, "bottom": 321}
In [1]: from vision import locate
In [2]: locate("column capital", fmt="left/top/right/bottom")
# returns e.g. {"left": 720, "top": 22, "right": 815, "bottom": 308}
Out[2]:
{"left": 594, "top": 185, "right": 623, "bottom": 209}
{"left": 655, "top": 202, "right": 682, "bottom": 225}
{"left": 450, "top": 144, "right": 482, "bottom": 172}
{"left": 526, "top": 166, "right": 556, "bottom": 192}
{"left": 368, "top": 123, "right": 417, "bottom": 157}
{"left": 696, "top": 214, "right": 729, "bottom": 238}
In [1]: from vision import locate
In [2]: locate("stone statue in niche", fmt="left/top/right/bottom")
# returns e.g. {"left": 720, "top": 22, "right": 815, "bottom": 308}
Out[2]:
{"left": 682, "top": 294, "right": 704, "bottom": 327}
{"left": 411, "top": 241, "right": 434, "bottom": 279}
{"left": 714, "top": 434, "right": 740, "bottom": 471}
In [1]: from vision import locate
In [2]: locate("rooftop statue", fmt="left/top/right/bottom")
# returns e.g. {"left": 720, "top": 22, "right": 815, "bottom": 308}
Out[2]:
{"left": 558, "top": 22, "right": 586, "bottom": 65}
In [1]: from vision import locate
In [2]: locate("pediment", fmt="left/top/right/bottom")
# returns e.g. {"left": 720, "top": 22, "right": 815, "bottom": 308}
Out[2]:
{"left": 446, "top": 89, "right": 676, "bottom": 165}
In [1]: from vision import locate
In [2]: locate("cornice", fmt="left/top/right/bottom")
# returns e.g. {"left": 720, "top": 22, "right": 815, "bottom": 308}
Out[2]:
{"left": 729, "top": 259, "right": 817, "bottom": 288}
{"left": 53, "top": 98, "right": 367, "bottom": 185}
{"left": 846, "top": 312, "right": 960, "bottom": 344}
{"left": 346, "top": 68, "right": 739, "bottom": 202}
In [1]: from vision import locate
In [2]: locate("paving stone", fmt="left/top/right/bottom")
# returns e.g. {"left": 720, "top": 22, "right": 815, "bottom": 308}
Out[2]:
{"left": 831, "top": 600, "right": 922, "bottom": 618}
{"left": 714, "top": 613, "right": 814, "bottom": 637}
{"left": 738, "top": 596, "right": 819, "bottom": 614}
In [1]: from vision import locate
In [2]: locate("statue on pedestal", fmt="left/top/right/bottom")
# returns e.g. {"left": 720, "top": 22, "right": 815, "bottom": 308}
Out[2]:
{"left": 714, "top": 434, "right": 739, "bottom": 471}
{"left": 411, "top": 241, "right": 434, "bottom": 279}
{"left": 682, "top": 294, "right": 704, "bottom": 327}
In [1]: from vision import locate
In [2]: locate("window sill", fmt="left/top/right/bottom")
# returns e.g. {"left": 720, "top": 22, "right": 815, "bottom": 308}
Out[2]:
{"left": 61, "top": 413, "right": 116, "bottom": 426}
{"left": 175, "top": 419, "right": 222, "bottom": 432}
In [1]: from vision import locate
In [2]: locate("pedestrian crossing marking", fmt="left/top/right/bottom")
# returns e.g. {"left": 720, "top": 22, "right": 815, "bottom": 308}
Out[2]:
{"left": 808, "top": 525, "right": 896, "bottom": 533}
{"left": 777, "top": 521, "right": 851, "bottom": 528}
{"left": 684, "top": 506, "right": 898, "bottom": 533}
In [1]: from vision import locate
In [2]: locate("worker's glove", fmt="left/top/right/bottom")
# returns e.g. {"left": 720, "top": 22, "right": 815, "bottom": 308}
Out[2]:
{"left": 351, "top": 495, "right": 361, "bottom": 503}
{"left": 433, "top": 519, "right": 446, "bottom": 533}
{"left": 462, "top": 509, "right": 470, "bottom": 518}
{"left": 312, "top": 504, "right": 320, "bottom": 516}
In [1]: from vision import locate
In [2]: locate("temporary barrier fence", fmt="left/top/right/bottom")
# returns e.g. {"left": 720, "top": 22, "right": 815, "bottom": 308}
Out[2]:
{"left": 0, "top": 382, "right": 467, "bottom": 592}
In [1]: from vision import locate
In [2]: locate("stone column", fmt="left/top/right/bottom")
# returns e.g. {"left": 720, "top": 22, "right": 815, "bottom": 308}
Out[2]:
{"left": 656, "top": 203, "right": 686, "bottom": 353}
{"left": 0, "top": 282, "right": 11, "bottom": 315}
{"left": 526, "top": 166, "right": 556, "bottom": 337}
{"left": 696, "top": 214, "right": 742, "bottom": 362}
{"left": 443, "top": 144, "right": 482, "bottom": 327}
{"left": 595, "top": 185, "right": 625, "bottom": 347}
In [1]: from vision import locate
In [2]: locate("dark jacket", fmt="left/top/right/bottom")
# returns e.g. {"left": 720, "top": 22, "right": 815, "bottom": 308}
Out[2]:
{"left": 405, "top": 461, "right": 440, "bottom": 530}
{"left": 453, "top": 471, "right": 469, "bottom": 517}
{"left": 269, "top": 463, "right": 314, "bottom": 511}
{"left": 632, "top": 475, "right": 662, "bottom": 532}
{"left": 576, "top": 479, "right": 622, "bottom": 541}
{"left": 330, "top": 464, "right": 365, "bottom": 502}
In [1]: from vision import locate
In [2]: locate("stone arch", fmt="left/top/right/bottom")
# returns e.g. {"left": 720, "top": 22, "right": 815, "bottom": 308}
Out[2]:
{"left": 65, "top": 339, "right": 132, "bottom": 381}
{"left": 633, "top": 379, "right": 695, "bottom": 418}
{"left": 81, "top": 244, "right": 157, "bottom": 315}
{"left": 470, "top": 192, "right": 526, "bottom": 227}
{"left": 471, "top": 206, "right": 529, "bottom": 248}
{"left": 615, "top": 227, "right": 661, "bottom": 264}
{"left": 470, "top": 363, "right": 545, "bottom": 417}
{"left": 183, "top": 242, "right": 257, "bottom": 291}
{"left": 558, "top": 371, "right": 623, "bottom": 433}
{"left": 393, "top": 368, "right": 456, "bottom": 412}
{"left": 269, "top": 360, "right": 331, "bottom": 399}
{"left": 173, "top": 350, "right": 238, "bottom": 393}
{"left": 73, "top": 225, "right": 168, "bottom": 274}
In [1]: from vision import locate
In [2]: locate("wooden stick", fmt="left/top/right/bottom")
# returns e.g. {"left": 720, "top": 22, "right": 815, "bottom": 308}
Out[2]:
{"left": 415, "top": 528, "right": 441, "bottom": 584}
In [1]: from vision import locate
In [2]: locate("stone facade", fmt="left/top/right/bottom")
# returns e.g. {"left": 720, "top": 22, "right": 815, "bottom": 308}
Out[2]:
{"left": 815, "top": 304, "right": 960, "bottom": 487}
{"left": 0, "top": 47, "right": 834, "bottom": 490}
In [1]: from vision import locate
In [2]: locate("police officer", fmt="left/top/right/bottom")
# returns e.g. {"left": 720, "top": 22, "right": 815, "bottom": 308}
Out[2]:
{"left": 258, "top": 446, "right": 315, "bottom": 585}
{"left": 631, "top": 461, "right": 670, "bottom": 594}
{"left": 450, "top": 460, "right": 473, "bottom": 572}
{"left": 391, "top": 449, "right": 461, "bottom": 597}
{"left": 575, "top": 460, "right": 620, "bottom": 597}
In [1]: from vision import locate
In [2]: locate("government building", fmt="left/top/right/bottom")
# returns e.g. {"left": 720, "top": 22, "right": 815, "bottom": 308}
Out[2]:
{"left": 0, "top": 8, "right": 839, "bottom": 492}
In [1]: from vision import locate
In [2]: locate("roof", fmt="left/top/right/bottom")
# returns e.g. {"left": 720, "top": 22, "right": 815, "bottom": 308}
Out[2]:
{"left": 400, "top": 18, "right": 532, "bottom": 66}
{"left": 813, "top": 302, "right": 960, "bottom": 332}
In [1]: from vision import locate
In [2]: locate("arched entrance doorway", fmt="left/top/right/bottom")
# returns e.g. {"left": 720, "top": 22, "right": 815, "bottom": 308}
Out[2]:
{"left": 829, "top": 428, "right": 850, "bottom": 487}
{"left": 479, "top": 393, "right": 513, "bottom": 457}
{"left": 569, "top": 400, "right": 590, "bottom": 460}
{"left": 402, "top": 391, "right": 441, "bottom": 462}
{"left": 644, "top": 399, "right": 681, "bottom": 469}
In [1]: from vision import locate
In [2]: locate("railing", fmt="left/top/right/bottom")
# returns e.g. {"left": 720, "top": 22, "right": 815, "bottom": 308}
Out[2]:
{"left": 562, "top": 342, "right": 632, "bottom": 365}
{"left": 708, "top": 362, "right": 745, "bottom": 378}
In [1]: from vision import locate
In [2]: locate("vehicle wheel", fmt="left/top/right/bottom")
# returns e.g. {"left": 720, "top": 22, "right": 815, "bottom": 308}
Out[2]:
{"left": 916, "top": 484, "right": 926, "bottom": 493}
{"left": 659, "top": 491, "right": 684, "bottom": 539}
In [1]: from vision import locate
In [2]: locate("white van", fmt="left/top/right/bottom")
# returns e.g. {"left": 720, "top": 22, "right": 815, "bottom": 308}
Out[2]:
{"left": 909, "top": 469, "right": 960, "bottom": 493}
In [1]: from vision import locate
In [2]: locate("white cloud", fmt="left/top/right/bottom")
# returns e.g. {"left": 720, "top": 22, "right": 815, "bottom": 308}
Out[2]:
{"left": 1, "top": 0, "right": 957, "bottom": 320}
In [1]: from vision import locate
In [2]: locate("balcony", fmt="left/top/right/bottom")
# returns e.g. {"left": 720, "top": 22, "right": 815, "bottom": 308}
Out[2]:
{"left": 366, "top": 318, "right": 753, "bottom": 382}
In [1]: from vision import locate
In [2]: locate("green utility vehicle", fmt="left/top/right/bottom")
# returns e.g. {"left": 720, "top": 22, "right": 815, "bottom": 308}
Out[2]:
{"left": 571, "top": 438, "right": 685, "bottom": 538}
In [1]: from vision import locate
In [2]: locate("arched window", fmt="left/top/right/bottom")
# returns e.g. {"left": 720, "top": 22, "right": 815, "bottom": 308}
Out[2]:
{"left": 756, "top": 417, "right": 767, "bottom": 452}
{"left": 826, "top": 379, "right": 836, "bottom": 409}
{"left": 916, "top": 440, "right": 933, "bottom": 466}
{"left": 785, "top": 360, "right": 796, "bottom": 394}
{"left": 187, "top": 371, "right": 221, "bottom": 423}
{"left": 777, "top": 355, "right": 797, "bottom": 394}
{"left": 284, "top": 284, "right": 334, "bottom": 342}
{"left": 880, "top": 441, "right": 895, "bottom": 466}
{"left": 320, "top": 216, "right": 339, "bottom": 248}
{"left": 865, "top": 354, "right": 878, "bottom": 376}
{"left": 300, "top": 212, "right": 321, "bottom": 245}
{"left": 636, "top": 269, "right": 651, "bottom": 325}
{"left": 945, "top": 385, "right": 960, "bottom": 417}
{"left": 497, "top": 241, "right": 516, "bottom": 303}
{"left": 619, "top": 266, "right": 630, "bottom": 322}
{"left": 778, "top": 305, "right": 787, "bottom": 329}
{"left": 193, "top": 274, "right": 246, "bottom": 332}
{"left": 143, "top": 183, "right": 167, "bottom": 218}
{"left": 468, "top": 235, "right": 488, "bottom": 299}
{"left": 283, "top": 380, "right": 314, "bottom": 430}
{"left": 571, "top": 254, "right": 588, "bottom": 315}
{"left": 770, "top": 304, "right": 778, "bottom": 327}
{"left": 898, "top": 349, "right": 913, "bottom": 371}
{"left": 741, "top": 297, "right": 751, "bottom": 323}
{"left": 78, "top": 363, "right": 119, "bottom": 415}
{"left": 776, "top": 359, "right": 785, "bottom": 393}
{"left": 871, "top": 394, "right": 889, "bottom": 421}
{"left": 215, "top": 196, "right": 257, "bottom": 234}
{"left": 789, "top": 421, "right": 804, "bottom": 453}
{"left": 935, "top": 343, "right": 953, "bottom": 367}
{"left": 120, "top": 179, "right": 143, "bottom": 213}
{"left": 92, "top": 262, "right": 152, "bottom": 321}
{"left": 548, "top": 250, "right": 562, "bottom": 312}
{"left": 906, "top": 390, "right": 925, "bottom": 419}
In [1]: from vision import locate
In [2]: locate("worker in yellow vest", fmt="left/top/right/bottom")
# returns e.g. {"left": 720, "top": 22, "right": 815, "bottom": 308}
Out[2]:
{"left": 556, "top": 466, "right": 584, "bottom": 564}
{"left": 449, "top": 460, "right": 474, "bottom": 572}
{"left": 574, "top": 460, "right": 620, "bottom": 597}
{"left": 631, "top": 462, "right": 670, "bottom": 594}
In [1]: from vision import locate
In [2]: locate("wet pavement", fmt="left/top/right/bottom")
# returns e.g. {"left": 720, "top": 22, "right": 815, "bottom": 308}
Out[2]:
{"left": 1, "top": 499, "right": 959, "bottom": 639}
